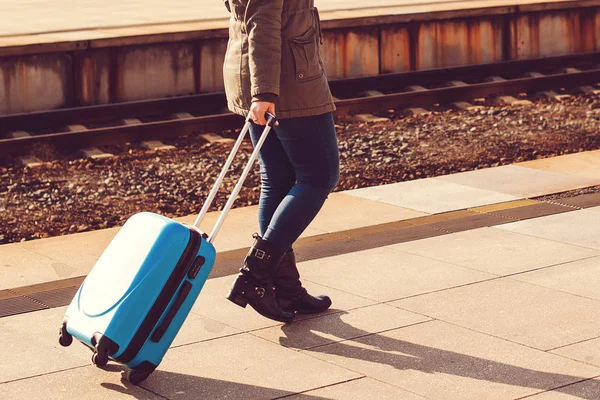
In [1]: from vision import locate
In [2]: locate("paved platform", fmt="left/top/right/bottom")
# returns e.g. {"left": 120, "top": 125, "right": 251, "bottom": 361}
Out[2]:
{"left": 0, "top": 0, "right": 579, "bottom": 45}
{"left": 2, "top": 150, "right": 600, "bottom": 399}
{"left": 0, "top": 0, "right": 568, "bottom": 38}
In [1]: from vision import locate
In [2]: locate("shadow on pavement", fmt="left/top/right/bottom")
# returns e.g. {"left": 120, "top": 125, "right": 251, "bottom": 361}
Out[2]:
{"left": 98, "top": 309, "right": 600, "bottom": 399}
{"left": 100, "top": 364, "right": 330, "bottom": 400}
{"left": 278, "top": 311, "right": 600, "bottom": 399}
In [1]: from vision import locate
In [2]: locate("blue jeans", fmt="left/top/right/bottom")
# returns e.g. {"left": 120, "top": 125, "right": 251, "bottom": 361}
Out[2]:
{"left": 249, "top": 112, "right": 340, "bottom": 253}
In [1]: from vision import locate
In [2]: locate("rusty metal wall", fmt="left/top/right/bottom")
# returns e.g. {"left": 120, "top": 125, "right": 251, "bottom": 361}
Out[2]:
{"left": 511, "top": 8, "right": 600, "bottom": 59}
{"left": 2, "top": 3, "right": 600, "bottom": 114}
{"left": 380, "top": 17, "right": 505, "bottom": 73}
{"left": 321, "top": 26, "right": 380, "bottom": 80}
{"left": 73, "top": 39, "right": 227, "bottom": 106}
{"left": 114, "top": 43, "right": 195, "bottom": 102}
{"left": 0, "top": 54, "right": 72, "bottom": 114}
{"left": 74, "top": 49, "right": 111, "bottom": 106}
{"left": 198, "top": 38, "right": 228, "bottom": 93}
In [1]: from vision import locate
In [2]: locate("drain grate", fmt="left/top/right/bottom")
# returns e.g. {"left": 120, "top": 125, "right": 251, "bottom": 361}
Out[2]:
{"left": 1, "top": 191, "right": 600, "bottom": 319}
{"left": 0, "top": 296, "right": 47, "bottom": 317}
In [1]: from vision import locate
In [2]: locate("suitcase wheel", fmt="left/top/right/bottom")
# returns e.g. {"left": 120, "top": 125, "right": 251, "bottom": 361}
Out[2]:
{"left": 92, "top": 349, "right": 109, "bottom": 368}
{"left": 58, "top": 322, "right": 73, "bottom": 347}
{"left": 128, "top": 369, "right": 151, "bottom": 385}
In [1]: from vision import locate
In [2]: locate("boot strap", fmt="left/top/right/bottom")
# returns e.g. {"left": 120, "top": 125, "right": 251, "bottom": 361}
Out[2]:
{"left": 251, "top": 248, "right": 270, "bottom": 261}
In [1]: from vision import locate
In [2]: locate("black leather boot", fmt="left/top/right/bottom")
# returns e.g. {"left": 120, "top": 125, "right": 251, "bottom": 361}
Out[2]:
{"left": 275, "top": 250, "right": 332, "bottom": 314}
{"left": 226, "top": 234, "right": 295, "bottom": 323}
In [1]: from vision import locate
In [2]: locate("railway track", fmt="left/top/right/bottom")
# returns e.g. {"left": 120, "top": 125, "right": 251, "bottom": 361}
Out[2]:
{"left": 1, "top": 52, "right": 599, "bottom": 161}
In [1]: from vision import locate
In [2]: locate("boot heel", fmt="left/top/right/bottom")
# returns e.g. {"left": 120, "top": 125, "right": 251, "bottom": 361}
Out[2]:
{"left": 227, "top": 293, "right": 248, "bottom": 308}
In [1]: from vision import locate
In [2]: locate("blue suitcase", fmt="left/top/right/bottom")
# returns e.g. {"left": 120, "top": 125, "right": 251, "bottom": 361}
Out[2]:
{"left": 58, "top": 114, "right": 277, "bottom": 384}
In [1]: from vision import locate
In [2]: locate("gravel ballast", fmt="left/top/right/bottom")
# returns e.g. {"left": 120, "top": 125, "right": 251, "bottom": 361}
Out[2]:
{"left": 1, "top": 95, "right": 600, "bottom": 245}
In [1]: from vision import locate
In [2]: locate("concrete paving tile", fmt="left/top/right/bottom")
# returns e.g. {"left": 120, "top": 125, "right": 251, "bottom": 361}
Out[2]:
{"left": 517, "top": 150, "right": 600, "bottom": 181}
{"left": 190, "top": 275, "right": 376, "bottom": 332}
{"left": 286, "top": 377, "right": 428, "bottom": 400}
{"left": 0, "top": 365, "right": 162, "bottom": 399}
{"left": 391, "top": 227, "right": 599, "bottom": 276}
{"left": 178, "top": 205, "right": 324, "bottom": 252}
{"left": 252, "top": 304, "right": 430, "bottom": 350}
{"left": 437, "top": 165, "right": 599, "bottom": 198}
{"left": 1, "top": 307, "right": 90, "bottom": 383}
{"left": 303, "top": 320, "right": 600, "bottom": 400}
{"left": 298, "top": 246, "right": 494, "bottom": 302}
{"left": 392, "top": 279, "right": 600, "bottom": 350}
{"left": 525, "top": 378, "right": 600, "bottom": 399}
{"left": 293, "top": 280, "right": 377, "bottom": 316}
{"left": 0, "top": 243, "right": 85, "bottom": 290}
{"left": 512, "top": 256, "right": 600, "bottom": 301}
{"left": 498, "top": 209, "right": 600, "bottom": 250}
{"left": 551, "top": 338, "right": 600, "bottom": 368}
{"left": 2, "top": 306, "right": 90, "bottom": 360}
{"left": 142, "top": 333, "right": 362, "bottom": 400}
{"left": 308, "top": 193, "right": 429, "bottom": 233}
{"left": 345, "top": 178, "right": 518, "bottom": 214}
{"left": 171, "top": 313, "right": 241, "bottom": 348}
{"left": 18, "top": 228, "right": 119, "bottom": 273}
{"left": 0, "top": 324, "right": 88, "bottom": 383}
{"left": 178, "top": 205, "right": 261, "bottom": 252}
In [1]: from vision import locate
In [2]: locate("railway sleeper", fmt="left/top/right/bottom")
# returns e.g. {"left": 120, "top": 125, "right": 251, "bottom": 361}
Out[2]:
{"left": 141, "top": 141, "right": 176, "bottom": 151}
{"left": 573, "top": 85, "right": 600, "bottom": 95}
{"left": 534, "top": 91, "right": 572, "bottom": 102}
{"left": 354, "top": 114, "right": 390, "bottom": 123}
{"left": 493, "top": 96, "right": 533, "bottom": 106}
{"left": 82, "top": 147, "right": 114, "bottom": 160}
{"left": 19, "top": 156, "right": 43, "bottom": 168}
{"left": 451, "top": 102, "right": 484, "bottom": 111}
{"left": 404, "top": 108, "right": 430, "bottom": 116}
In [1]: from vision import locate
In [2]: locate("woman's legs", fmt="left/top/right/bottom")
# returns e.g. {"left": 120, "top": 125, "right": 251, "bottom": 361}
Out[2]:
{"left": 228, "top": 112, "right": 339, "bottom": 322}
{"left": 248, "top": 112, "right": 339, "bottom": 315}
{"left": 249, "top": 112, "right": 340, "bottom": 252}
{"left": 248, "top": 121, "right": 296, "bottom": 239}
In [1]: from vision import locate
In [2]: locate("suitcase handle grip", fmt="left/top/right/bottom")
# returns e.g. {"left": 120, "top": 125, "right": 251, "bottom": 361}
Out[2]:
{"left": 193, "top": 112, "right": 277, "bottom": 243}
{"left": 150, "top": 281, "right": 192, "bottom": 343}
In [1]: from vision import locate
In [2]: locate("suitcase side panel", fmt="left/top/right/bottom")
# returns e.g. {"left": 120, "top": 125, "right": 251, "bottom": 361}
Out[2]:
{"left": 127, "top": 237, "right": 217, "bottom": 369}
{"left": 109, "top": 227, "right": 201, "bottom": 362}
{"left": 64, "top": 213, "right": 191, "bottom": 351}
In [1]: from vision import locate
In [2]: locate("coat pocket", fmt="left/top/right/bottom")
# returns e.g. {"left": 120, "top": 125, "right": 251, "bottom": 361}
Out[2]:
{"left": 289, "top": 26, "right": 324, "bottom": 82}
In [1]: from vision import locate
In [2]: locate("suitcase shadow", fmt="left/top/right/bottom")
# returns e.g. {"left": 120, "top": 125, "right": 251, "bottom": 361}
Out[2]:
{"left": 99, "top": 364, "right": 331, "bottom": 399}
{"left": 277, "top": 310, "right": 600, "bottom": 399}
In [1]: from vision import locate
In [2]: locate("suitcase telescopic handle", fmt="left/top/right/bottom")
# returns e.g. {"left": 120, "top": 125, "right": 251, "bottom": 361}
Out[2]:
{"left": 193, "top": 112, "right": 277, "bottom": 243}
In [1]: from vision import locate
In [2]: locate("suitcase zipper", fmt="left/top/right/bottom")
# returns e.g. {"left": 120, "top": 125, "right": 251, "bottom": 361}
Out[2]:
{"left": 114, "top": 228, "right": 201, "bottom": 364}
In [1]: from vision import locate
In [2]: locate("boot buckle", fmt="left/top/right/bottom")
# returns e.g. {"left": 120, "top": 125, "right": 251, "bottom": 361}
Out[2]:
{"left": 255, "top": 287, "right": 265, "bottom": 297}
{"left": 254, "top": 249, "right": 266, "bottom": 260}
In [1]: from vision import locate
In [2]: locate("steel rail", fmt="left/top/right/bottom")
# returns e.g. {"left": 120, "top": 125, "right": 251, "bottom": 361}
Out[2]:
{"left": 1, "top": 52, "right": 599, "bottom": 158}
{"left": 333, "top": 69, "right": 600, "bottom": 115}
{"left": 0, "top": 113, "right": 243, "bottom": 156}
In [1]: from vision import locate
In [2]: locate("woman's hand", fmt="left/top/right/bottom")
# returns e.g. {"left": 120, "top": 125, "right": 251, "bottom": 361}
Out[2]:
{"left": 249, "top": 101, "right": 278, "bottom": 126}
